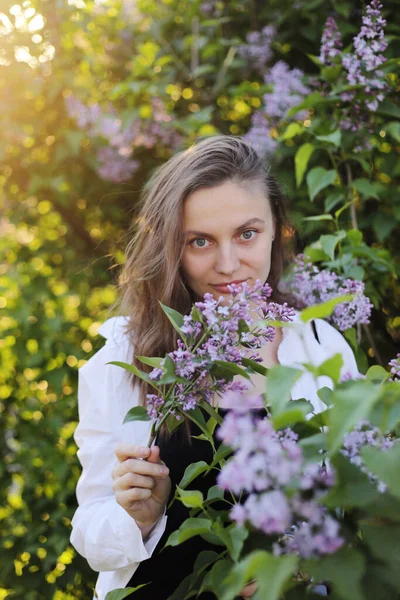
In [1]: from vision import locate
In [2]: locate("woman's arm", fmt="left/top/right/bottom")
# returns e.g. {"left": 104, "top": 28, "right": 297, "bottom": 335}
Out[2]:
{"left": 70, "top": 339, "right": 168, "bottom": 573}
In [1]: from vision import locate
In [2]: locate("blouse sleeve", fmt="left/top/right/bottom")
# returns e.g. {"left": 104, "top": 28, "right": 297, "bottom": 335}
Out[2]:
{"left": 70, "top": 320, "right": 167, "bottom": 573}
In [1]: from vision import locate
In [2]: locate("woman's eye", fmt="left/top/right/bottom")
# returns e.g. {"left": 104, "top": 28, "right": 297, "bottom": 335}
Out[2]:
{"left": 191, "top": 237, "right": 209, "bottom": 248}
{"left": 240, "top": 229, "right": 257, "bottom": 241}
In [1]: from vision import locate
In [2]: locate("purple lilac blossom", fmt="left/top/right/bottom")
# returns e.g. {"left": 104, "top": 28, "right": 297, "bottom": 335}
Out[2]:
{"left": 319, "top": 17, "right": 343, "bottom": 66}
{"left": 238, "top": 26, "right": 276, "bottom": 73}
{"left": 340, "top": 0, "right": 388, "bottom": 128}
{"left": 342, "top": 420, "right": 395, "bottom": 493}
{"left": 288, "top": 254, "right": 373, "bottom": 331}
{"left": 388, "top": 354, "right": 400, "bottom": 382}
{"left": 95, "top": 147, "right": 140, "bottom": 184}
{"left": 145, "top": 281, "right": 295, "bottom": 421}
{"left": 65, "top": 94, "right": 182, "bottom": 183}
{"left": 216, "top": 397, "right": 342, "bottom": 558}
{"left": 244, "top": 62, "right": 310, "bottom": 156}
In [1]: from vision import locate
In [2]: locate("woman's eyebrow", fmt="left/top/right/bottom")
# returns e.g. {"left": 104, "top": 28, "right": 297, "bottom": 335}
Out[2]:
{"left": 185, "top": 218, "right": 266, "bottom": 238}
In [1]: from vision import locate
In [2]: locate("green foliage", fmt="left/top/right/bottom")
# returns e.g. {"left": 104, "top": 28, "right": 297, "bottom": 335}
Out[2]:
{"left": 0, "top": 0, "right": 399, "bottom": 597}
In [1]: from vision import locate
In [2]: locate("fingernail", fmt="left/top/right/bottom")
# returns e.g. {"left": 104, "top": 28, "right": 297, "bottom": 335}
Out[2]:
{"left": 159, "top": 466, "right": 169, "bottom": 475}
{"left": 139, "top": 447, "right": 148, "bottom": 456}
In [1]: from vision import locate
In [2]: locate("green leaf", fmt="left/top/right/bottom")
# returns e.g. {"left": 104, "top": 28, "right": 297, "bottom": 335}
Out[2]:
{"left": 199, "top": 400, "right": 223, "bottom": 425}
{"left": 212, "top": 360, "right": 251, "bottom": 380}
{"left": 353, "top": 178, "right": 380, "bottom": 200}
{"left": 206, "top": 485, "right": 224, "bottom": 503}
{"left": 106, "top": 361, "right": 159, "bottom": 389}
{"left": 165, "top": 413, "right": 182, "bottom": 434}
{"left": 299, "top": 295, "right": 353, "bottom": 323}
{"left": 315, "top": 130, "right": 342, "bottom": 147}
{"left": 179, "top": 461, "right": 209, "bottom": 489}
{"left": 307, "top": 167, "right": 337, "bottom": 201}
{"left": 221, "top": 551, "right": 298, "bottom": 600}
{"left": 317, "top": 386, "right": 333, "bottom": 407}
{"left": 176, "top": 486, "right": 204, "bottom": 508}
{"left": 165, "top": 518, "right": 212, "bottom": 547}
{"left": 325, "top": 191, "right": 345, "bottom": 212}
{"left": 241, "top": 356, "right": 268, "bottom": 377}
{"left": 324, "top": 453, "right": 380, "bottom": 508}
{"left": 315, "top": 353, "right": 344, "bottom": 385}
{"left": 321, "top": 64, "right": 342, "bottom": 83}
{"left": 159, "top": 302, "right": 186, "bottom": 339}
{"left": 303, "top": 214, "right": 335, "bottom": 222}
{"left": 266, "top": 365, "right": 302, "bottom": 417}
{"left": 386, "top": 121, "right": 400, "bottom": 143}
{"left": 287, "top": 91, "right": 338, "bottom": 118}
{"left": 376, "top": 99, "right": 400, "bottom": 120}
{"left": 319, "top": 230, "right": 347, "bottom": 259}
{"left": 194, "top": 550, "right": 220, "bottom": 575}
{"left": 327, "top": 381, "right": 381, "bottom": 455}
{"left": 209, "top": 443, "right": 232, "bottom": 468}
{"left": 123, "top": 405, "right": 151, "bottom": 424}
{"left": 303, "top": 547, "right": 365, "bottom": 600}
{"left": 365, "top": 365, "right": 390, "bottom": 383}
{"left": 295, "top": 143, "right": 315, "bottom": 188}
{"left": 363, "top": 523, "right": 400, "bottom": 574}
{"left": 226, "top": 525, "right": 249, "bottom": 561}
{"left": 362, "top": 443, "right": 400, "bottom": 499}
{"left": 136, "top": 355, "right": 164, "bottom": 368}
{"left": 280, "top": 122, "right": 304, "bottom": 141}
{"left": 105, "top": 585, "right": 149, "bottom": 600}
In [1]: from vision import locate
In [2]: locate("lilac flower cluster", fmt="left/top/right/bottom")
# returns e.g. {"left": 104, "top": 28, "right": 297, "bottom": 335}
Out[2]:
{"left": 65, "top": 95, "right": 182, "bottom": 183}
{"left": 319, "top": 16, "right": 342, "bottom": 66}
{"left": 288, "top": 255, "right": 373, "bottom": 331}
{"left": 145, "top": 281, "right": 295, "bottom": 421}
{"left": 217, "top": 402, "right": 342, "bottom": 558}
{"left": 237, "top": 26, "right": 276, "bottom": 73}
{"left": 244, "top": 61, "right": 310, "bottom": 156}
{"left": 343, "top": 1, "right": 387, "bottom": 128}
{"left": 342, "top": 420, "right": 395, "bottom": 493}
{"left": 388, "top": 354, "right": 400, "bottom": 382}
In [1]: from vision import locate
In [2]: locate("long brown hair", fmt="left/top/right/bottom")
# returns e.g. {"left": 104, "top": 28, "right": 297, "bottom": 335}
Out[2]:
{"left": 118, "top": 135, "right": 292, "bottom": 404}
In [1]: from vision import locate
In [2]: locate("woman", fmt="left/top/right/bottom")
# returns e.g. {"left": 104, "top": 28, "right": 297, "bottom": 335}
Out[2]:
{"left": 70, "top": 136, "right": 358, "bottom": 599}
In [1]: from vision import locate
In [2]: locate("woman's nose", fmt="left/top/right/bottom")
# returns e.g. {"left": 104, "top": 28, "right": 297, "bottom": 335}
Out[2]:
{"left": 215, "top": 243, "right": 240, "bottom": 275}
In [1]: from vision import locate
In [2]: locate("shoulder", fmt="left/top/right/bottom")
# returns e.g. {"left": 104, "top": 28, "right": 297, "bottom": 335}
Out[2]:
{"left": 79, "top": 316, "right": 133, "bottom": 384}
{"left": 280, "top": 312, "right": 359, "bottom": 378}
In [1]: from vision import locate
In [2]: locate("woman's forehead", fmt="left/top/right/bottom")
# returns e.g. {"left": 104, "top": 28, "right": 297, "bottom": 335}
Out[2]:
{"left": 183, "top": 181, "right": 271, "bottom": 231}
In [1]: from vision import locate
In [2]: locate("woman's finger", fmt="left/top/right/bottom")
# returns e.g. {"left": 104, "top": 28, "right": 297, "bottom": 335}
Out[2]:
{"left": 115, "top": 487, "right": 152, "bottom": 506}
{"left": 113, "top": 472, "right": 155, "bottom": 491}
{"left": 115, "top": 443, "right": 151, "bottom": 462}
{"left": 112, "top": 457, "right": 169, "bottom": 480}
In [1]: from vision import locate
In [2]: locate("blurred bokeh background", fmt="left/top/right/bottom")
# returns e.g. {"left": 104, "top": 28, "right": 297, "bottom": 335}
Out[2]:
{"left": 0, "top": 0, "right": 399, "bottom": 598}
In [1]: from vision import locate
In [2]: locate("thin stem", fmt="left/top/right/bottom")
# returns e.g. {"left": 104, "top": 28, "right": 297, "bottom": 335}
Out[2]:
{"left": 345, "top": 162, "right": 359, "bottom": 230}
{"left": 362, "top": 324, "right": 383, "bottom": 366}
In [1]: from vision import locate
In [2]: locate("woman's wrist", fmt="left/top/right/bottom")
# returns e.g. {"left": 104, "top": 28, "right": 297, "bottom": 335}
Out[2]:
{"left": 136, "top": 519, "right": 158, "bottom": 540}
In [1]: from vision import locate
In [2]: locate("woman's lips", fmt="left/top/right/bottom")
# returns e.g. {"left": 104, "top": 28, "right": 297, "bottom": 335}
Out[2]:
{"left": 211, "top": 280, "right": 247, "bottom": 293}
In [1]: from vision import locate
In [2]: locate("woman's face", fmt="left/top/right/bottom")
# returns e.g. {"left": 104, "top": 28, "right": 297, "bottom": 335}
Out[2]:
{"left": 181, "top": 180, "right": 275, "bottom": 301}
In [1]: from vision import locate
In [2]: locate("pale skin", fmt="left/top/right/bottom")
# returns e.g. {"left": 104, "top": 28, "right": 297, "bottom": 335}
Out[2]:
{"left": 112, "top": 181, "right": 281, "bottom": 597}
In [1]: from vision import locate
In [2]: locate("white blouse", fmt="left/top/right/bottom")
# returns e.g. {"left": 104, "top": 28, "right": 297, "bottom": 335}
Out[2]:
{"left": 70, "top": 314, "right": 359, "bottom": 599}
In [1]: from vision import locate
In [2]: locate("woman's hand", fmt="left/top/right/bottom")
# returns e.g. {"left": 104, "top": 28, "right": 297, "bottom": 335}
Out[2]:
{"left": 112, "top": 443, "right": 171, "bottom": 538}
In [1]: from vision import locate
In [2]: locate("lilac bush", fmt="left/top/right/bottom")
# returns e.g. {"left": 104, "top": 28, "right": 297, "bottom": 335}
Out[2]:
{"left": 288, "top": 254, "right": 373, "bottom": 331}
{"left": 342, "top": 420, "right": 396, "bottom": 493}
{"left": 216, "top": 399, "right": 343, "bottom": 559}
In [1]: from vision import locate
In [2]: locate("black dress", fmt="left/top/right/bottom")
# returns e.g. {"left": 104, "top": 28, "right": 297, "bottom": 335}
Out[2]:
{"left": 124, "top": 411, "right": 227, "bottom": 599}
